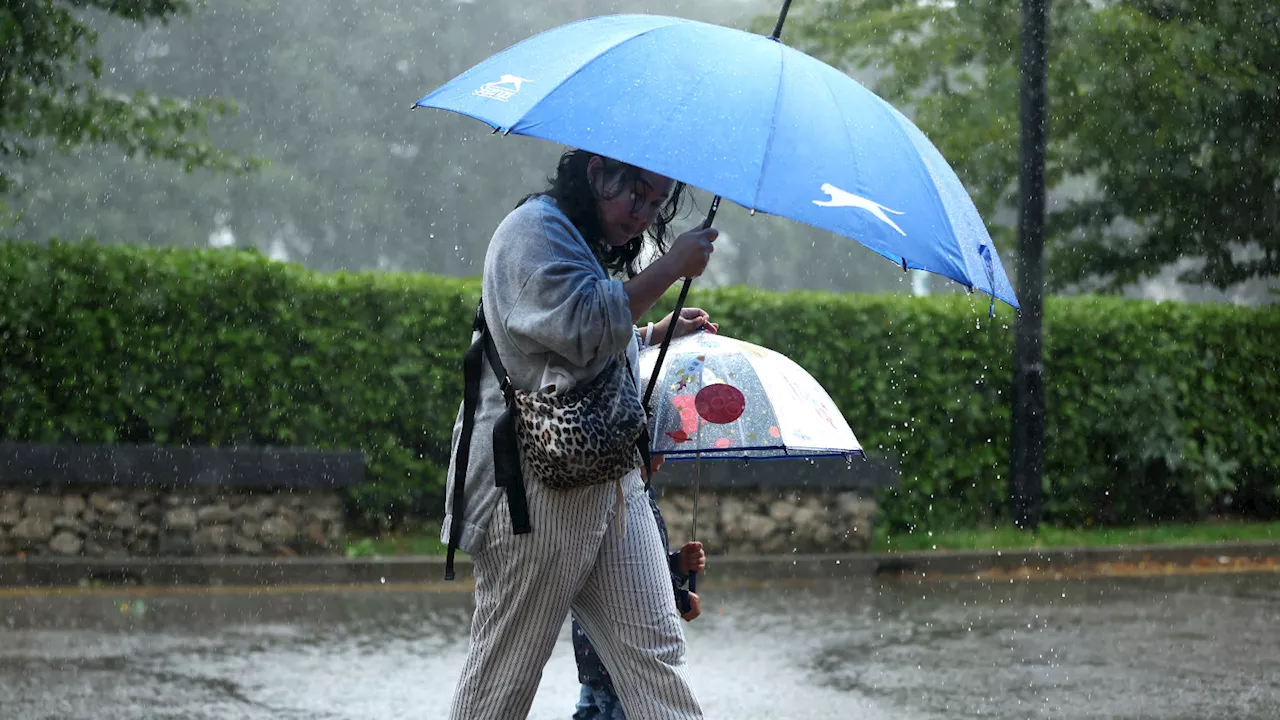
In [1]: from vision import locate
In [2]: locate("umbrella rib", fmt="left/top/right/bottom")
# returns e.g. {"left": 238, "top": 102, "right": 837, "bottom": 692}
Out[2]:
{"left": 750, "top": 41, "right": 789, "bottom": 212}
{"left": 510, "top": 20, "right": 685, "bottom": 134}
{"left": 883, "top": 103, "right": 967, "bottom": 276}
{"left": 814, "top": 62, "right": 962, "bottom": 279}
{"left": 810, "top": 61, "right": 888, "bottom": 264}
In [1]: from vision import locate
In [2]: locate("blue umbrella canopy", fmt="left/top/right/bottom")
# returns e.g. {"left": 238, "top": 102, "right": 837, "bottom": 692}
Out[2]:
{"left": 415, "top": 13, "right": 1019, "bottom": 309}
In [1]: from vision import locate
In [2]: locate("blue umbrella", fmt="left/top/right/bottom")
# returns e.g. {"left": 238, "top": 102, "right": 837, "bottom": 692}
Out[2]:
{"left": 413, "top": 10, "right": 1019, "bottom": 311}
{"left": 417, "top": 6, "right": 1014, "bottom": 592}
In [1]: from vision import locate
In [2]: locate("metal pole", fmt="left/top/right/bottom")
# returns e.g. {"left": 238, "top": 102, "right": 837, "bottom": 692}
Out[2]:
{"left": 1011, "top": 0, "right": 1048, "bottom": 530}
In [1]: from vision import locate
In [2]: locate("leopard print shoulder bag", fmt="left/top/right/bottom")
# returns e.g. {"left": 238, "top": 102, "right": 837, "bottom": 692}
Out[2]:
{"left": 479, "top": 306, "right": 648, "bottom": 491}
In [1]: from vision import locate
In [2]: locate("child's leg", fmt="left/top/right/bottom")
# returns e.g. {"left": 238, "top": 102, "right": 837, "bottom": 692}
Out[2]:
{"left": 575, "top": 681, "right": 629, "bottom": 720}
{"left": 572, "top": 472, "right": 702, "bottom": 720}
{"left": 574, "top": 684, "right": 600, "bottom": 719}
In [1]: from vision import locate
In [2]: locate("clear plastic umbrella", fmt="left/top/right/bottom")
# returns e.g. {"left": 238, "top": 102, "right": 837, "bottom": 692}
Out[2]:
{"left": 639, "top": 331, "right": 862, "bottom": 462}
{"left": 639, "top": 330, "right": 862, "bottom": 590}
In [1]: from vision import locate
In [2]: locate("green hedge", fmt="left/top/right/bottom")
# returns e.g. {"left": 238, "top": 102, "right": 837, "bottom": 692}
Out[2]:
{"left": 2, "top": 240, "right": 1277, "bottom": 532}
{"left": 700, "top": 286, "right": 1279, "bottom": 531}
{"left": 0, "top": 240, "right": 477, "bottom": 527}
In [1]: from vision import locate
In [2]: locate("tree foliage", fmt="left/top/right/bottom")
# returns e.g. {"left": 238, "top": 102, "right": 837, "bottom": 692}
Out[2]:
{"left": 7, "top": 0, "right": 903, "bottom": 296}
{"left": 784, "top": 0, "right": 1280, "bottom": 291}
{"left": 0, "top": 0, "right": 253, "bottom": 198}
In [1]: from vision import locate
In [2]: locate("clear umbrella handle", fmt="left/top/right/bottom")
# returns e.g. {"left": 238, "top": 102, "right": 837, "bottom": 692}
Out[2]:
{"left": 642, "top": 196, "right": 721, "bottom": 411}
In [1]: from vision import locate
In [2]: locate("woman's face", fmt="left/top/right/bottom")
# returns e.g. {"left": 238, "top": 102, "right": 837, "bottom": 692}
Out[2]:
{"left": 590, "top": 158, "right": 674, "bottom": 248}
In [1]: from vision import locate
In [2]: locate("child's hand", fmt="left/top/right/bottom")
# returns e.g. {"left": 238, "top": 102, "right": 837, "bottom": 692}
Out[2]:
{"left": 679, "top": 541, "right": 705, "bottom": 575}
{"left": 681, "top": 592, "right": 701, "bottom": 622}
{"left": 648, "top": 453, "right": 665, "bottom": 475}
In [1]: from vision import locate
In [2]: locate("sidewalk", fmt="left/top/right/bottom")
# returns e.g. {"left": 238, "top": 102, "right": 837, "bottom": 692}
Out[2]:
{"left": 3, "top": 540, "right": 1278, "bottom": 589}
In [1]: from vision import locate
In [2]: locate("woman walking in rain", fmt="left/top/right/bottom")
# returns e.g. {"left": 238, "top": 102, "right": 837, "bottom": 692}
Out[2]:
{"left": 443, "top": 147, "right": 718, "bottom": 719}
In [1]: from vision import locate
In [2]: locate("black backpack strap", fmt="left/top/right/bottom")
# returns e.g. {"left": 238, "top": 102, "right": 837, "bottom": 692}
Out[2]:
{"left": 478, "top": 310, "right": 532, "bottom": 537}
{"left": 444, "top": 303, "right": 487, "bottom": 580}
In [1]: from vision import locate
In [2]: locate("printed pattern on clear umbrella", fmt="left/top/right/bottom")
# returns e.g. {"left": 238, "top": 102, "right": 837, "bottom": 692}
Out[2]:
{"left": 638, "top": 331, "right": 861, "bottom": 461}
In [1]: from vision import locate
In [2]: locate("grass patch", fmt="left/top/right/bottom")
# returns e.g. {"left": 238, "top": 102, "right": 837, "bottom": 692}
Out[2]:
{"left": 874, "top": 518, "right": 1280, "bottom": 553}
{"left": 347, "top": 519, "right": 1280, "bottom": 557}
{"left": 346, "top": 524, "right": 446, "bottom": 557}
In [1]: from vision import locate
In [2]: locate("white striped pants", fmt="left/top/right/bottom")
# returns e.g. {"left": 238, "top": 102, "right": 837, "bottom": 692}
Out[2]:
{"left": 448, "top": 469, "right": 702, "bottom": 719}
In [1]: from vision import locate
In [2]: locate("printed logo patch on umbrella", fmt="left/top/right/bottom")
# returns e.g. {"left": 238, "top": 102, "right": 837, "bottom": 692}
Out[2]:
{"left": 474, "top": 74, "right": 530, "bottom": 101}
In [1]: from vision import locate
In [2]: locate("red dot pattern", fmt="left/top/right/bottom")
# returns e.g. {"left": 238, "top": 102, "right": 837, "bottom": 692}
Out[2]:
{"left": 695, "top": 383, "right": 746, "bottom": 424}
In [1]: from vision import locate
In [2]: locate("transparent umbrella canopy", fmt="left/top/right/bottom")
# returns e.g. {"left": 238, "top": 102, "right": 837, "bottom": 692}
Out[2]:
{"left": 638, "top": 330, "right": 862, "bottom": 462}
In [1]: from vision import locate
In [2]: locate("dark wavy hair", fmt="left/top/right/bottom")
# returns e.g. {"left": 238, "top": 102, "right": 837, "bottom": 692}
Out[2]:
{"left": 519, "top": 149, "right": 688, "bottom": 277}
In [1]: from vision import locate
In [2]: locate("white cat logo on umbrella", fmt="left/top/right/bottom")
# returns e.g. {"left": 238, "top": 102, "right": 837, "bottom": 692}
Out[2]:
{"left": 813, "top": 183, "right": 907, "bottom": 236}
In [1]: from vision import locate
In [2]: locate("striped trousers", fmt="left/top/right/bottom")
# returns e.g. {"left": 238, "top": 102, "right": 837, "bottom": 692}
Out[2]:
{"left": 448, "top": 469, "right": 702, "bottom": 719}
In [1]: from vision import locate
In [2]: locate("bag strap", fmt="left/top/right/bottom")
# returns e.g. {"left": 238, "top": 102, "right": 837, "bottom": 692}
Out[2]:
{"left": 444, "top": 301, "right": 533, "bottom": 581}
{"left": 624, "top": 354, "right": 654, "bottom": 490}
{"left": 637, "top": 427, "right": 653, "bottom": 490}
{"left": 444, "top": 304, "right": 487, "bottom": 580}
{"left": 476, "top": 305, "right": 533, "bottom": 537}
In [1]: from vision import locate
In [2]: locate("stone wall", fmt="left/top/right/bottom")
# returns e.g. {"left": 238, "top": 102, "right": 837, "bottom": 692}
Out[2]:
{"left": 0, "top": 488, "right": 344, "bottom": 557}
{"left": 656, "top": 488, "right": 878, "bottom": 555}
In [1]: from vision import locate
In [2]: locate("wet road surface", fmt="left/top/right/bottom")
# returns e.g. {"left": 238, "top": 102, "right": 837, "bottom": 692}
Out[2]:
{"left": 2, "top": 572, "right": 1278, "bottom": 719}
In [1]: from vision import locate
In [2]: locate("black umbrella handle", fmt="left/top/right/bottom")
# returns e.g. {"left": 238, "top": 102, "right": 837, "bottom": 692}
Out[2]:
{"left": 689, "top": 570, "right": 698, "bottom": 593}
{"left": 642, "top": 277, "right": 690, "bottom": 409}
{"left": 770, "top": 0, "right": 793, "bottom": 40}
{"left": 699, "top": 196, "right": 721, "bottom": 233}
{"left": 641, "top": 196, "right": 721, "bottom": 410}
